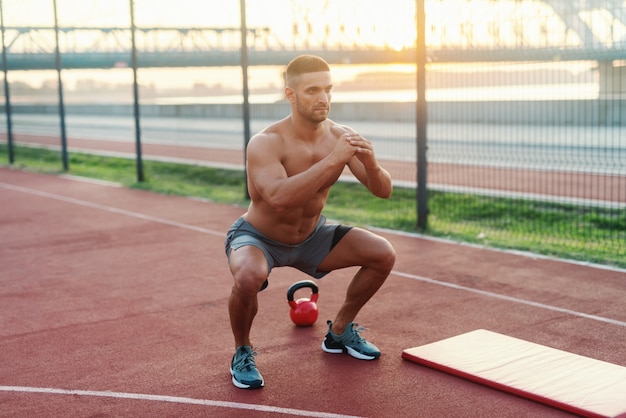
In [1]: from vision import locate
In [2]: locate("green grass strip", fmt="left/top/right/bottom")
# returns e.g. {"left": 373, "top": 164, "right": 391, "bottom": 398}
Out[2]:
{"left": 2, "top": 145, "right": 624, "bottom": 269}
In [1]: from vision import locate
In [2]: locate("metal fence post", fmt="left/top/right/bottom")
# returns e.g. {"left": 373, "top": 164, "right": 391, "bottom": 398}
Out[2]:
{"left": 416, "top": 0, "right": 428, "bottom": 230}
{"left": 240, "top": 0, "right": 251, "bottom": 200}
{"left": 53, "top": 0, "right": 68, "bottom": 171}
{"left": 129, "top": 0, "right": 143, "bottom": 182}
{"left": 0, "top": 0, "right": 13, "bottom": 164}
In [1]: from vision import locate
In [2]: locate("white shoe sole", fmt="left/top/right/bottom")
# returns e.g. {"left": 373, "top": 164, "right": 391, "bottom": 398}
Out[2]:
{"left": 230, "top": 367, "right": 264, "bottom": 389}
{"left": 322, "top": 341, "right": 379, "bottom": 360}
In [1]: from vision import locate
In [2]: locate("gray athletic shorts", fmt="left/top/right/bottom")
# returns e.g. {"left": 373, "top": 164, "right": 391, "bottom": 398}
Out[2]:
{"left": 224, "top": 215, "right": 352, "bottom": 279}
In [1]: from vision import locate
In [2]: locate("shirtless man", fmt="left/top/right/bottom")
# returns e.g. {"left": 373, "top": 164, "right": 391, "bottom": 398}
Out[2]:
{"left": 224, "top": 55, "right": 396, "bottom": 389}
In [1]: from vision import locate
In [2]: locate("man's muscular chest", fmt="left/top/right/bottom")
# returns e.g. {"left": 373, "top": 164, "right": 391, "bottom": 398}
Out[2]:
{"left": 281, "top": 136, "right": 337, "bottom": 177}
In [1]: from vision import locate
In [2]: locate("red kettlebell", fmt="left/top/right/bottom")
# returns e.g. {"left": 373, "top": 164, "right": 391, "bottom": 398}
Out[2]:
{"left": 287, "top": 280, "right": 319, "bottom": 327}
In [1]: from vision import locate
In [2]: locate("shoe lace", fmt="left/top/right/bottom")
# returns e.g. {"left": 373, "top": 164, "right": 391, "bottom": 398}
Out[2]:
{"left": 234, "top": 348, "right": 258, "bottom": 372}
{"left": 347, "top": 324, "right": 369, "bottom": 344}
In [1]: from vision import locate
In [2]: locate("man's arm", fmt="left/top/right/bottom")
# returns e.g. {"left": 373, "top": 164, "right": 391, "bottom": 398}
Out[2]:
{"left": 246, "top": 133, "right": 349, "bottom": 211}
{"left": 348, "top": 156, "right": 393, "bottom": 199}
{"left": 331, "top": 126, "right": 392, "bottom": 198}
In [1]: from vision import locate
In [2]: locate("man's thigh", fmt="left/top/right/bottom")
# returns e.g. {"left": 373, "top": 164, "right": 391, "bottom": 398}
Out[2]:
{"left": 317, "top": 227, "right": 393, "bottom": 272}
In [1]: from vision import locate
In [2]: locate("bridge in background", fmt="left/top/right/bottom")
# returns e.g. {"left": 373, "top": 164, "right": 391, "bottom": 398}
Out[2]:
{"left": 2, "top": 0, "right": 626, "bottom": 96}
{"left": 2, "top": 0, "right": 625, "bottom": 69}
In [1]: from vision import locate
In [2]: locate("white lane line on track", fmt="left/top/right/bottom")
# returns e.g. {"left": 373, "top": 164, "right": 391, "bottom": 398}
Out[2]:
{"left": 392, "top": 270, "right": 626, "bottom": 328}
{"left": 2, "top": 180, "right": 626, "bottom": 330}
{"left": 0, "top": 182, "right": 223, "bottom": 238}
{"left": 0, "top": 386, "right": 361, "bottom": 418}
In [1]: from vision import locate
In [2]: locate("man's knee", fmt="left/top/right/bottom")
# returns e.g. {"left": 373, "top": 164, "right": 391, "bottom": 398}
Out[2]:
{"left": 232, "top": 264, "right": 268, "bottom": 295}
{"left": 229, "top": 245, "right": 269, "bottom": 293}
{"left": 371, "top": 237, "right": 396, "bottom": 273}
{"left": 230, "top": 252, "right": 268, "bottom": 295}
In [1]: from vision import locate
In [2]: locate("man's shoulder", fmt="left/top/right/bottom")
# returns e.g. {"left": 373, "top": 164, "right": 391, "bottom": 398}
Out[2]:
{"left": 327, "top": 120, "right": 355, "bottom": 139}
{"left": 249, "top": 127, "right": 281, "bottom": 147}
{"left": 252, "top": 118, "right": 290, "bottom": 142}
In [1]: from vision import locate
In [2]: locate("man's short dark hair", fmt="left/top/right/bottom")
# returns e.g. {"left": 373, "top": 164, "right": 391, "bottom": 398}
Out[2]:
{"left": 285, "top": 55, "right": 330, "bottom": 87}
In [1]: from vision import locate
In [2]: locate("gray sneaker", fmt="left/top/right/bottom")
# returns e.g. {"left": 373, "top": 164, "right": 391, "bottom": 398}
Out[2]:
{"left": 321, "top": 320, "right": 381, "bottom": 360}
{"left": 230, "top": 346, "right": 264, "bottom": 389}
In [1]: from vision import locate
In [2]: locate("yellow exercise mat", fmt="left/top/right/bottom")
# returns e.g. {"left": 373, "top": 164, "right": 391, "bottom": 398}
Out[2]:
{"left": 403, "top": 329, "right": 626, "bottom": 418}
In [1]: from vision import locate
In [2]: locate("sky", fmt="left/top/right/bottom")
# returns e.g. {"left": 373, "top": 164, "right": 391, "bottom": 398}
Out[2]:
{"left": 2, "top": 0, "right": 418, "bottom": 48}
{"left": 4, "top": 0, "right": 620, "bottom": 54}
{"left": 2, "top": 0, "right": 421, "bottom": 90}
{"left": 1, "top": 0, "right": 617, "bottom": 93}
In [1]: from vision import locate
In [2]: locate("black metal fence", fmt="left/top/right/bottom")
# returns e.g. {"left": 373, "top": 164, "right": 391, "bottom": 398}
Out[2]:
{"left": 1, "top": 0, "right": 625, "bottom": 266}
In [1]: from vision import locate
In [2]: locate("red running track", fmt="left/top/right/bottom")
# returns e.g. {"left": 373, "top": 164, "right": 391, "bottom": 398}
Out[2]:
{"left": 1, "top": 167, "right": 625, "bottom": 417}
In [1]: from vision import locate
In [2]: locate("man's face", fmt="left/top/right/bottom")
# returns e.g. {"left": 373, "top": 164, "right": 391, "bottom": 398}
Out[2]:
{"left": 287, "top": 71, "right": 333, "bottom": 123}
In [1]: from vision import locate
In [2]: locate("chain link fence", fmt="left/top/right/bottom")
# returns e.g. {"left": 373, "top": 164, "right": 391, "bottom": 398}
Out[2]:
{"left": 1, "top": 0, "right": 625, "bottom": 266}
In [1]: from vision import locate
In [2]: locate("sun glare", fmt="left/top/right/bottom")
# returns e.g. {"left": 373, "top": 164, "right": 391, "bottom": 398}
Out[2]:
{"left": 347, "top": 0, "right": 417, "bottom": 51}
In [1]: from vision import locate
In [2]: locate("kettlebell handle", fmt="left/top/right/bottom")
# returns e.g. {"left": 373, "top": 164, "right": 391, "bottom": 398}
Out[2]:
{"left": 287, "top": 280, "right": 319, "bottom": 302}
